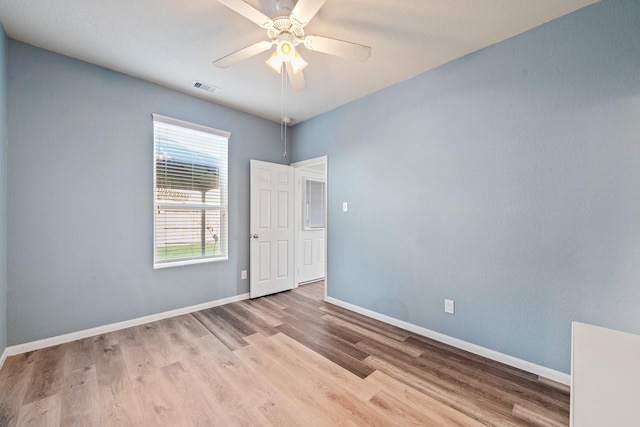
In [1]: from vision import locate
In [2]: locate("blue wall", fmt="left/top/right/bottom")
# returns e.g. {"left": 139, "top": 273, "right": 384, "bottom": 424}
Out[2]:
{"left": 291, "top": 0, "right": 640, "bottom": 374}
{"left": 0, "top": 25, "right": 7, "bottom": 356}
{"left": 7, "top": 41, "right": 286, "bottom": 345}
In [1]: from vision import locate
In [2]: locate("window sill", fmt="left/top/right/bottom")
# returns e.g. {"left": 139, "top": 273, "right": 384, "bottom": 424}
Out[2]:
{"left": 154, "top": 256, "right": 228, "bottom": 269}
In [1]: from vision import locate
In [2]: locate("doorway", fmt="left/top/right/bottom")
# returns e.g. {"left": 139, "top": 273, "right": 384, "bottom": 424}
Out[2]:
{"left": 249, "top": 156, "right": 327, "bottom": 299}
{"left": 292, "top": 156, "right": 327, "bottom": 294}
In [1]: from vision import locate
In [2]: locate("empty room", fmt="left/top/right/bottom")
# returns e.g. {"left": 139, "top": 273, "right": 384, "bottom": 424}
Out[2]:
{"left": 0, "top": 0, "right": 639, "bottom": 425}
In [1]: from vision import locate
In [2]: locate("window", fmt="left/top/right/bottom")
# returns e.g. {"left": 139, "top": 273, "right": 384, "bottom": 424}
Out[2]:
{"left": 153, "top": 114, "right": 229, "bottom": 267}
{"left": 304, "top": 178, "right": 326, "bottom": 229}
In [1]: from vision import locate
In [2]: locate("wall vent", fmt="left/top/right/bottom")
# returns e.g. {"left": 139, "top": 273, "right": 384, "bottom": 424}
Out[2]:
{"left": 192, "top": 80, "right": 221, "bottom": 94}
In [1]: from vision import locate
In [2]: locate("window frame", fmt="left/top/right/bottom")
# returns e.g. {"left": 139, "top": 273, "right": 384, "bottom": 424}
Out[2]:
{"left": 152, "top": 114, "right": 230, "bottom": 269}
{"left": 303, "top": 177, "right": 326, "bottom": 230}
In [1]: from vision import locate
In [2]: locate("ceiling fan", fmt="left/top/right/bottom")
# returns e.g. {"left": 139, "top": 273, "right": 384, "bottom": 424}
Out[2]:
{"left": 213, "top": 0, "right": 372, "bottom": 91}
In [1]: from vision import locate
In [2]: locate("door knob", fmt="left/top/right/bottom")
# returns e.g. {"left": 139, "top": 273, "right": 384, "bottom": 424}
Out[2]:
{"left": 252, "top": 234, "right": 259, "bottom": 239}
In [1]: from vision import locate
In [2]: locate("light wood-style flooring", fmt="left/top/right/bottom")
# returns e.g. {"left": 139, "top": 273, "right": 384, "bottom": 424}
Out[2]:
{"left": 0, "top": 281, "right": 570, "bottom": 426}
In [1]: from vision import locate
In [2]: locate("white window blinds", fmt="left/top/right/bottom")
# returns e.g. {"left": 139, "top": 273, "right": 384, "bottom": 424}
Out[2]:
{"left": 153, "top": 114, "right": 230, "bottom": 267}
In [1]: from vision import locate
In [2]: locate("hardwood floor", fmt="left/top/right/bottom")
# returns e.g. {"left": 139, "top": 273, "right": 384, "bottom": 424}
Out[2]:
{"left": 0, "top": 281, "right": 570, "bottom": 426}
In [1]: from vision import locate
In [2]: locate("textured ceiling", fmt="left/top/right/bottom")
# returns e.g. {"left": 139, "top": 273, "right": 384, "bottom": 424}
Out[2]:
{"left": 0, "top": 0, "right": 599, "bottom": 124}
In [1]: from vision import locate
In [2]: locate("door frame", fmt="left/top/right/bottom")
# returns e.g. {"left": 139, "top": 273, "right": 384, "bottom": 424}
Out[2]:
{"left": 291, "top": 155, "right": 328, "bottom": 300}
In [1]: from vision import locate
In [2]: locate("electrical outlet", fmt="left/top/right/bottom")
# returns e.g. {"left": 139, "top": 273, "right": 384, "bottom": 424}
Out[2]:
{"left": 241, "top": 270, "right": 247, "bottom": 280}
{"left": 445, "top": 299, "right": 455, "bottom": 314}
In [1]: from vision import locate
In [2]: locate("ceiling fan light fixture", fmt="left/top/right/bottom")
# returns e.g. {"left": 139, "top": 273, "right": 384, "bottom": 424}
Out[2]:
{"left": 277, "top": 40, "right": 296, "bottom": 62}
{"left": 266, "top": 51, "right": 284, "bottom": 73}
{"left": 290, "top": 51, "right": 308, "bottom": 74}
{"left": 266, "top": 40, "right": 306, "bottom": 74}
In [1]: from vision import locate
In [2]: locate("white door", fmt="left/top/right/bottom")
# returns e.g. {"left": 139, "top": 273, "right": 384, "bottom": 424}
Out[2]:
{"left": 250, "top": 160, "right": 295, "bottom": 298}
{"left": 295, "top": 170, "right": 326, "bottom": 284}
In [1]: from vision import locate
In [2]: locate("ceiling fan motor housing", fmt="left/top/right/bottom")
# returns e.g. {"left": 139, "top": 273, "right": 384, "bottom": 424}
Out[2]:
{"left": 268, "top": 17, "right": 305, "bottom": 41}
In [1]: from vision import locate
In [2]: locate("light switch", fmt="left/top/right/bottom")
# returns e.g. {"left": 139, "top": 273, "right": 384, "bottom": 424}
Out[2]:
{"left": 343, "top": 202, "right": 348, "bottom": 212}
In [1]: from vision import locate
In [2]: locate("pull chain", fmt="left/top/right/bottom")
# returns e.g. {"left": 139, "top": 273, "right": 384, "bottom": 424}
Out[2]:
{"left": 280, "top": 62, "right": 285, "bottom": 141}
{"left": 281, "top": 63, "right": 288, "bottom": 158}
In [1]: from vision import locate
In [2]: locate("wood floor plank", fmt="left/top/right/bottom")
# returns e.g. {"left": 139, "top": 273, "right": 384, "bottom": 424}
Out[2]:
{"left": 0, "top": 281, "right": 570, "bottom": 426}
{"left": 280, "top": 303, "right": 366, "bottom": 344}
{"left": 62, "top": 336, "right": 96, "bottom": 374}
{"left": 134, "top": 364, "right": 206, "bottom": 426}
{"left": 260, "top": 332, "right": 382, "bottom": 403}
{"left": 240, "top": 297, "right": 292, "bottom": 321}
{"left": 280, "top": 311, "right": 370, "bottom": 360}
{"left": 210, "top": 305, "right": 259, "bottom": 337}
{"left": 157, "top": 361, "right": 218, "bottom": 426}
{"left": 322, "top": 311, "right": 410, "bottom": 343}
{"left": 366, "top": 370, "right": 486, "bottom": 427}
{"left": 253, "top": 333, "right": 401, "bottom": 426}
{"left": 294, "top": 281, "right": 324, "bottom": 300}
{"left": 413, "top": 339, "right": 570, "bottom": 412}
{"left": 188, "top": 333, "right": 277, "bottom": 408}
{"left": 237, "top": 299, "right": 286, "bottom": 328}
{"left": 406, "top": 334, "right": 540, "bottom": 384}
{"left": 408, "top": 334, "right": 566, "bottom": 405}
{"left": 538, "top": 375, "right": 571, "bottom": 395}
{"left": 512, "top": 402, "right": 569, "bottom": 427}
{"left": 364, "top": 353, "right": 522, "bottom": 427}
{"left": 93, "top": 335, "right": 143, "bottom": 426}
{"left": 15, "top": 394, "right": 61, "bottom": 427}
{"left": 132, "top": 318, "right": 197, "bottom": 369}
{"left": 359, "top": 338, "right": 525, "bottom": 424}
{"left": 235, "top": 336, "right": 388, "bottom": 426}
{"left": 319, "top": 303, "right": 411, "bottom": 341}
{"left": 116, "top": 325, "right": 161, "bottom": 388}
{"left": 258, "top": 396, "right": 317, "bottom": 427}
{"left": 166, "top": 313, "right": 211, "bottom": 339}
{"left": 234, "top": 338, "right": 339, "bottom": 426}
{"left": 142, "top": 314, "right": 211, "bottom": 367}
{"left": 0, "top": 353, "right": 37, "bottom": 427}
{"left": 268, "top": 290, "right": 323, "bottom": 313}
{"left": 192, "top": 308, "right": 249, "bottom": 351}
{"left": 276, "top": 321, "right": 375, "bottom": 379}
{"left": 22, "top": 344, "right": 67, "bottom": 406}
{"left": 322, "top": 312, "right": 424, "bottom": 358}
{"left": 59, "top": 378, "right": 100, "bottom": 427}
{"left": 222, "top": 302, "right": 281, "bottom": 337}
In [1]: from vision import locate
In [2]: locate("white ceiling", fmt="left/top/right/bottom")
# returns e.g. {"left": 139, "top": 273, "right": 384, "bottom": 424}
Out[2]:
{"left": 0, "top": 0, "right": 598, "bottom": 124}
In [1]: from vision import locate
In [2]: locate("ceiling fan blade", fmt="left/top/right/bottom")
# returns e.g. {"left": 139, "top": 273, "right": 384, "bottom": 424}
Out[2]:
{"left": 304, "top": 35, "right": 371, "bottom": 62}
{"left": 290, "top": 0, "right": 326, "bottom": 26}
{"left": 213, "top": 40, "right": 273, "bottom": 68}
{"left": 286, "top": 62, "right": 306, "bottom": 91}
{"left": 218, "top": 0, "right": 273, "bottom": 28}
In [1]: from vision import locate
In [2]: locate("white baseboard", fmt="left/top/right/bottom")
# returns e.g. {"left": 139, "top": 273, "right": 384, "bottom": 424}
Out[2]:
{"left": 5, "top": 292, "right": 250, "bottom": 357}
{"left": 326, "top": 296, "right": 571, "bottom": 386}
{"left": 0, "top": 347, "right": 8, "bottom": 370}
{"left": 4, "top": 291, "right": 569, "bottom": 386}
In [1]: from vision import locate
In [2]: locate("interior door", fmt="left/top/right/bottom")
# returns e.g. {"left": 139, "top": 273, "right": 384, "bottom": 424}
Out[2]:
{"left": 250, "top": 160, "right": 295, "bottom": 298}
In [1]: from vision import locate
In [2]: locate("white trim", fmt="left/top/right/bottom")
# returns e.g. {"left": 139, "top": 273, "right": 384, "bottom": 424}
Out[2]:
{"left": 569, "top": 321, "right": 576, "bottom": 427}
{"left": 326, "top": 296, "right": 571, "bottom": 386}
{"left": 291, "top": 155, "right": 328, "bottom": 170}
{"left": 152, "top": 113, "right": 231, "bottom": 139}
{"left": 5, "top": 293, "right": 249, "bottom": 357}
{"left": 154, "top": 256, "right": 228, "bottom": 269}
{"left": 0, "top": 347, "right": 8, "bottom": 370}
